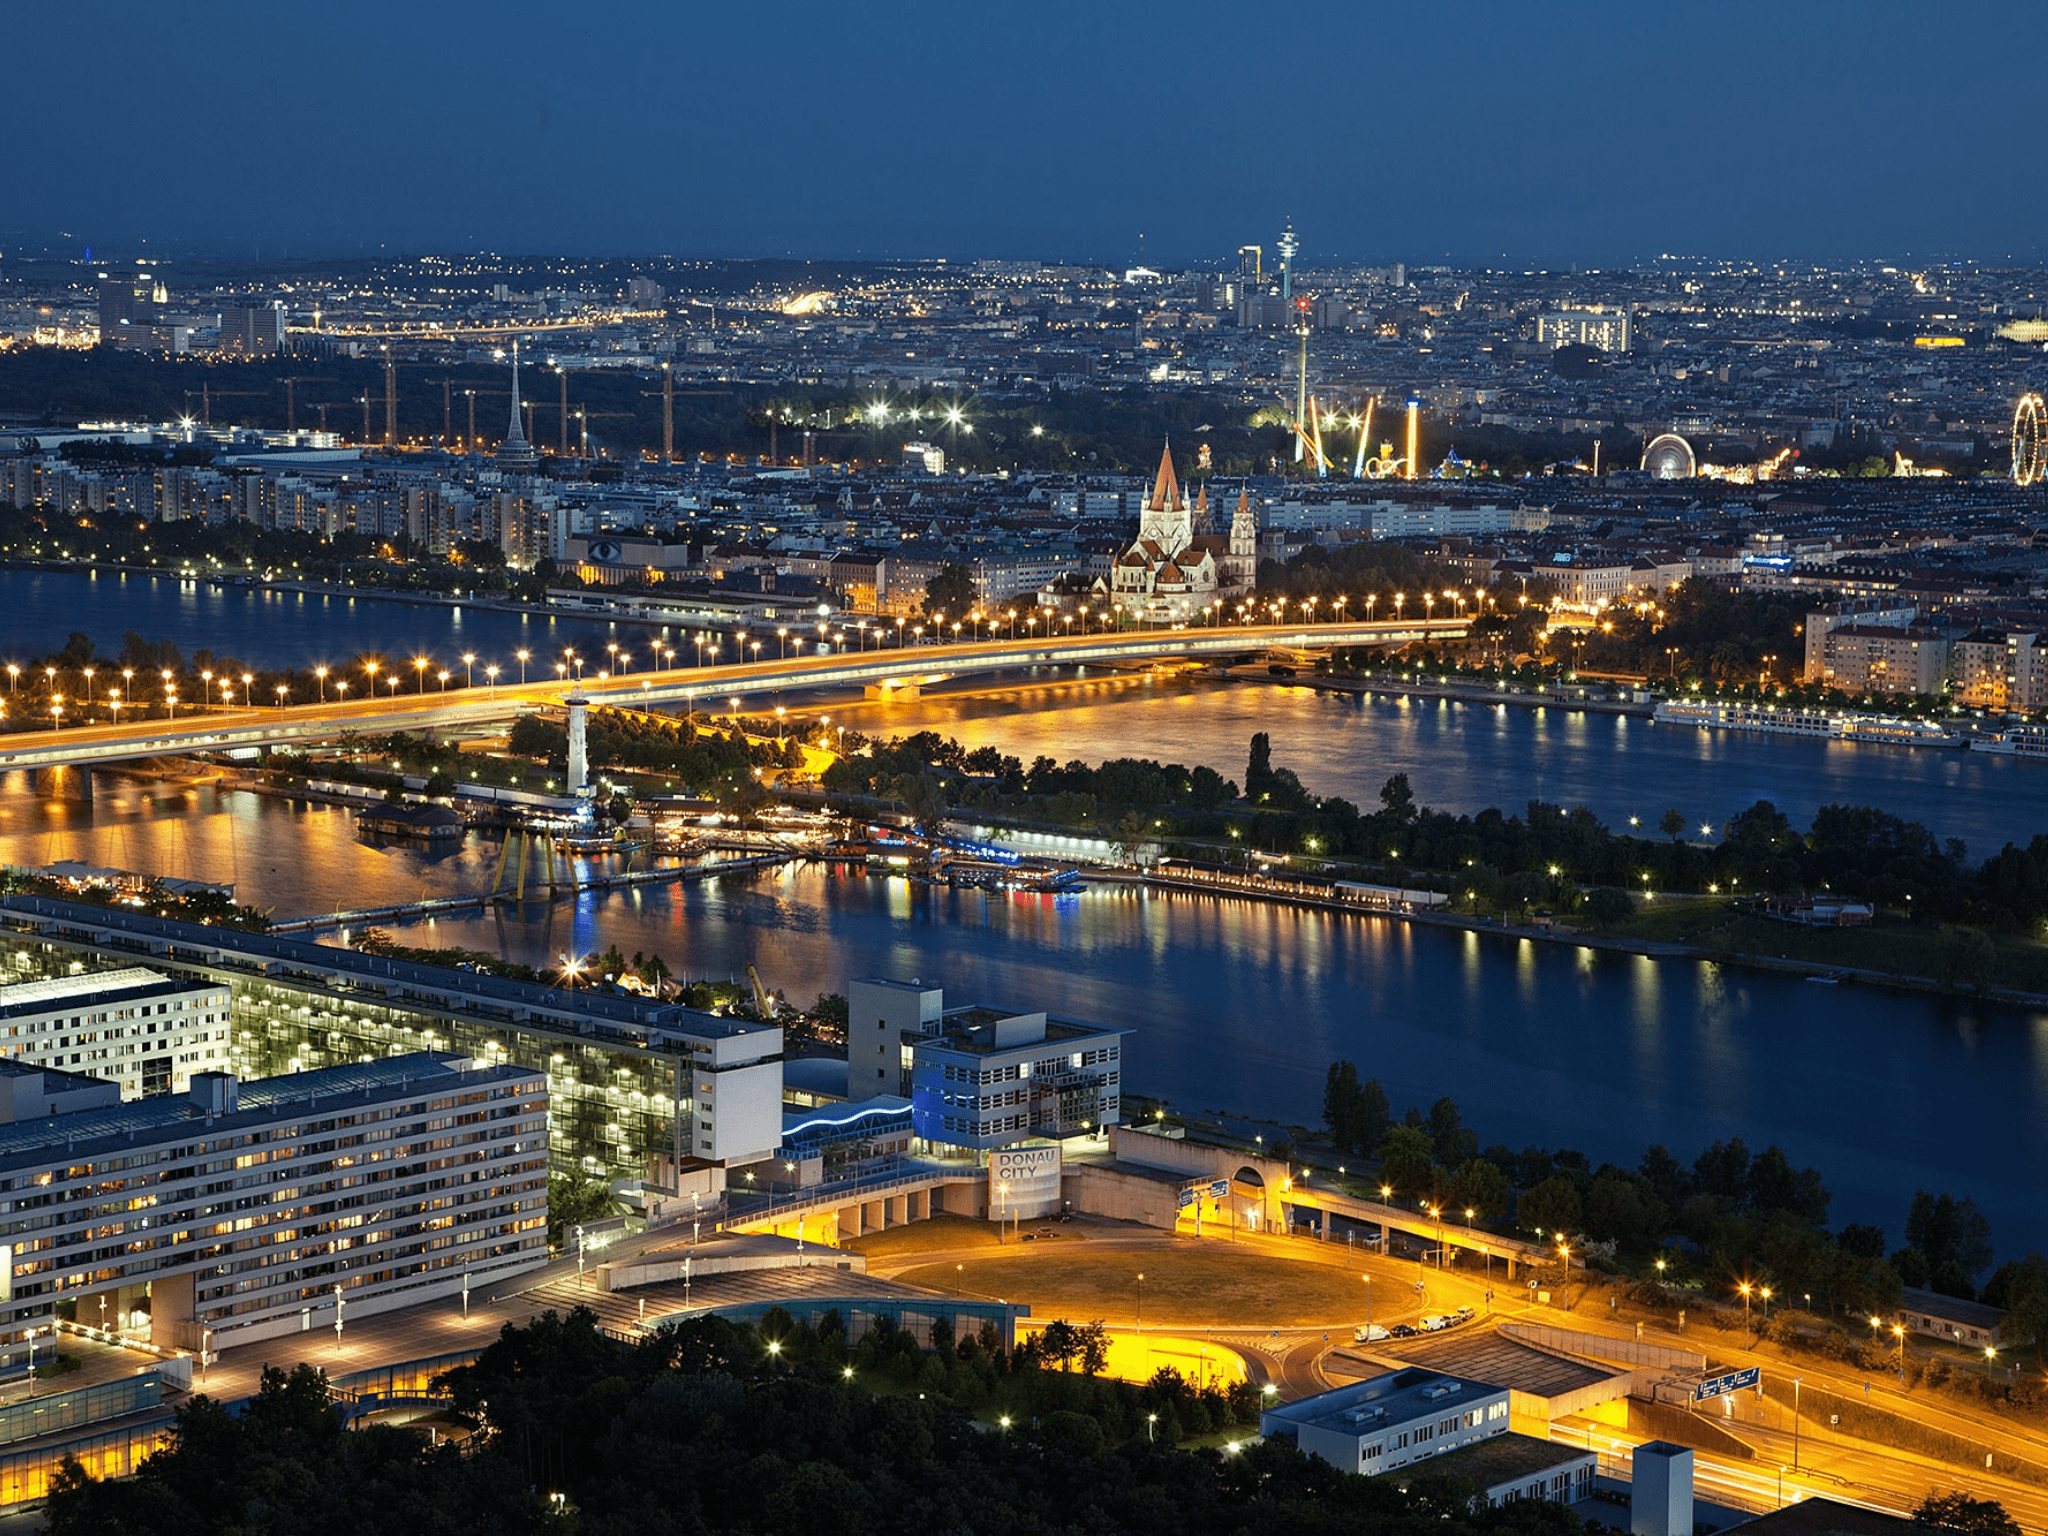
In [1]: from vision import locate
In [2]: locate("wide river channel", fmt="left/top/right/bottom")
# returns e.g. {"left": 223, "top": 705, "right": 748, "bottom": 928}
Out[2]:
{"left": 1, "top": 569, "right": 2045, "bottom": 1258}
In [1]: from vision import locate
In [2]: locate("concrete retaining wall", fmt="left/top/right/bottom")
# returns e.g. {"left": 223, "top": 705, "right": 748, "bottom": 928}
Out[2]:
{"left": 1499, "top": 1322, "right": 1706, "bottom": 1374}
{"left": 1064, "top": 1162, "right": 1183, "bottom": 1229}
{"left": 601, "top": 1246, "right": 866, "bottom": 1292}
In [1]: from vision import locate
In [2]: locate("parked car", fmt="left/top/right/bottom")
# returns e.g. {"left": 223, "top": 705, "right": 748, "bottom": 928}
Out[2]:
{"left": 1420, "top": 1314, "right": 1452, "bottom": 1332}
{"left": 1451, "top": 1307, "right": 1477, "bottom": 1324}
{"left": 1353, "top": 1323, "right": 1391, "bottom": 1343}
{"left": 1388, "top": 1324, "right": 1420, "bottom": 1338}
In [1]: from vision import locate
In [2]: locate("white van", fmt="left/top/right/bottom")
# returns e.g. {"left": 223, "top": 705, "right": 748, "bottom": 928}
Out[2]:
{"left": 1420, "top": 1314, "right": 1452, "bottom": 1332}
{"left": 1353, "top": 1323, "right": 1390, "bottom": 1343}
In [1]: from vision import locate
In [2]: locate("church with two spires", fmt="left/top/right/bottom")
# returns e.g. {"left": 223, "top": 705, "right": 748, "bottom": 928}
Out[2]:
{"left": 1100, "top": 443, "right": 1258, "bottom": 622}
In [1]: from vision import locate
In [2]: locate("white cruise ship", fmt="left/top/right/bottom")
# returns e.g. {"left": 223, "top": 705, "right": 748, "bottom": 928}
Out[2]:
{"left": 1971, "top": 725, "right": 2048, "bottom": 757}
{"left": 1653, "top": 700, "right": 1966, "bottom": 749}
{"left": 1652, "top": 701, "right": 1836, "bottom": 737}
{"left": 1834, "top": 715, "right": 1966, "bottom": 748}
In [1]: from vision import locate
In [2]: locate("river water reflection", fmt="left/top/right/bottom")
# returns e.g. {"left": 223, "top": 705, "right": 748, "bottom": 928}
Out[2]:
{"left": 1, "top": 563, "right": 2044, "bottom": 1259}
{"left": 1, "top": 770, "right": 2041, "bottom": 1259}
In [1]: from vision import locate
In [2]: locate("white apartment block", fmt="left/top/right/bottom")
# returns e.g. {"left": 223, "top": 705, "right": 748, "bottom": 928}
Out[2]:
{"left": 0, "top": 967, "right": 230, "bottom": 1099}
{"left": 0, "top": 1051, "right": 548, "bottom": 1366}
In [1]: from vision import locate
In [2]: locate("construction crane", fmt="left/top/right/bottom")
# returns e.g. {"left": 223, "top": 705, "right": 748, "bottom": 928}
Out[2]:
{"left": 571, "top": 406, "right": 632, "bottom": 459}
{"left": 182, "top": 384, "right": 262, "bottom": 427}
{"left": 640, "top": 371, "right": 733, "bottom": 465}
{"left": 280, "top": 377, "right": 319, "bottom": 435}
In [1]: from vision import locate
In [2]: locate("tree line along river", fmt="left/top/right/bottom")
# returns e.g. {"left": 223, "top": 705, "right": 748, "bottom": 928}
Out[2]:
{"left": 0, "top": 567, "right": 2044, "bottom": 1258}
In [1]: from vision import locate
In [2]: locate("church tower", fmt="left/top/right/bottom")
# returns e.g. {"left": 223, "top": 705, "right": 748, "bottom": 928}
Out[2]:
{"left": 1225, "top": 484, "right": 1258, "bottom": 588}
{"left": 1137, "top": 441, "right": 1191, "bottom": 553}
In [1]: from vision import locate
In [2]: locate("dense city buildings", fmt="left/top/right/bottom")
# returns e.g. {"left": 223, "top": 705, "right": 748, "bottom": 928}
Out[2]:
{"left": 0, "top": 1050, "right": 547, "bottom": 1367}
{"left": 4, "top": 239, "right": 2048, "bottom": 713}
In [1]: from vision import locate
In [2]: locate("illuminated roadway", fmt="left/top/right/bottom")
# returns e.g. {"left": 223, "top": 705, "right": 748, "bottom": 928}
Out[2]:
{"left": 0, "top": 620, "right": 1467, "bottom": 774}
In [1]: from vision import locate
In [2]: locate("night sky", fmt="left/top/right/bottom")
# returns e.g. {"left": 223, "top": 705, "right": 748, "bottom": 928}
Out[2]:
{"left": 9, "top": 0, "right": 2033, "bottom": 265}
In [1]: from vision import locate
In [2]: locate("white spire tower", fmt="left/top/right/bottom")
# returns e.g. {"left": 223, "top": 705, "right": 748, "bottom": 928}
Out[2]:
{"left": 498, "top": 340, "right": 538, "bottom": 471}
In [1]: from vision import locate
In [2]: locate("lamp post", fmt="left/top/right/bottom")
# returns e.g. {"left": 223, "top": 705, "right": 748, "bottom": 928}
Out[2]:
{"left": 333, "top": 1283, "right": 344, "bottom": 1351}
{"left": 517, "top": 649, "right": 531, "bottom": 685}
{"left": 1740, "top": 1282, "right": 1754, "bottom": 1345}
{"left": 315, "top": 665, "right": 328, "bottom": 703}
{"left": 1136, "top": 1271, "right": 1144, "bottom": 1333}
{"left": 1363, "top": 1272, "right": 1372, "bottom": 1337}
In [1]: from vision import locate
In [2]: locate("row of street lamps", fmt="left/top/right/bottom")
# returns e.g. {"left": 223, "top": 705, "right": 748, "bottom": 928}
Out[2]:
{"left": 4, "top": 589, "right": 1484, "bottom": 733}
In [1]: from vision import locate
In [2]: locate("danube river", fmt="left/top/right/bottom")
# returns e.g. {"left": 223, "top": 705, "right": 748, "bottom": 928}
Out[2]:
{"left": 2, "top": 567, "right": 2046, "bottom": 1256}
{"left": 0, "top": 567, "right": 673, "bottom": 673}
{"left": 4, "top": 567, "right": 2048, "bottom": 847}
{"left": 3, "top": 771, "right": 2044, "bottom": 1260}
{"left": 815, "top": 673, "right": 2048, "bottom": 857}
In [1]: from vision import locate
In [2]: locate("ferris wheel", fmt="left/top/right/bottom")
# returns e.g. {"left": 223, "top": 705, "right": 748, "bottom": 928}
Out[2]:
{"left": 2015, "top": 394, "right": 2047, "bottom": 486}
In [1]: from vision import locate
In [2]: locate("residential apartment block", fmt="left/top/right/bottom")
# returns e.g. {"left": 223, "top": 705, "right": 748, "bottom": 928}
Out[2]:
{"left": 0, "top": 1052, "right": 547, "bottom": 1368}
{"left": 0, "top": 967, "right": 230, "bottom": 1099}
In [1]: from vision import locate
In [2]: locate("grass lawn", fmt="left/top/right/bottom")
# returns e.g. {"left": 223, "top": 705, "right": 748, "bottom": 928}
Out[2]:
{"left": 895, "top": 1242, "right": 1388, "bottom": 1330}
{"left": 1592, "top": 898, "right": 2048, "bottom": 992}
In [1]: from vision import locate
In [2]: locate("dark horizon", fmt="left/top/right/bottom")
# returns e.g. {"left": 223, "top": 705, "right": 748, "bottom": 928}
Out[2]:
{"left": 5, "top": 0, "right": 2037, "bottom": 271}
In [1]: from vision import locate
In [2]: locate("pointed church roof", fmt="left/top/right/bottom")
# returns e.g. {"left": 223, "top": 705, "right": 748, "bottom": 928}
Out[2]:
{"left": 1147, "top": 441, "right": 1180, "bottom": 513}
{"left": 1195, "top": 483, "right": 1209, "bottom": 513}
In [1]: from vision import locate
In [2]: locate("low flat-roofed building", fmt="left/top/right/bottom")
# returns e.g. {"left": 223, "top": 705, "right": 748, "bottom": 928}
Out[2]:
{"left": 1399, "top": 1431, "right": 1594, "bottom": 1508}
{"left": 0, "top": 1052, "right": 547, "bottom": 1367}
{"left": 1260, "top": 1368, "right": 1511, "bottom": 1477}
{"left": 0, "top": 965, "right": 230, "bottom": 1099}
{"left": 1729, "top": 1496, "right": 1916, "bottom": 1536}
{"left": 1897, "top": 1287, "right": 2003, "bottom": 1350}
{"left": 1369, "top": 1325, "right": 1631, "bottom": 1422}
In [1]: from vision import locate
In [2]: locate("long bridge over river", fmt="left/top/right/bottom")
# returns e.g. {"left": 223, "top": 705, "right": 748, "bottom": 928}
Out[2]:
{"left": 0, "top": 619, "right": 1466, "bottom": 774}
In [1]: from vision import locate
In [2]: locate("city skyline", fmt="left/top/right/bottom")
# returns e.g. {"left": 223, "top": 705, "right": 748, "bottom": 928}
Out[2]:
{"left": 6, "top": 0, "right": 2041, "bottom": 266}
